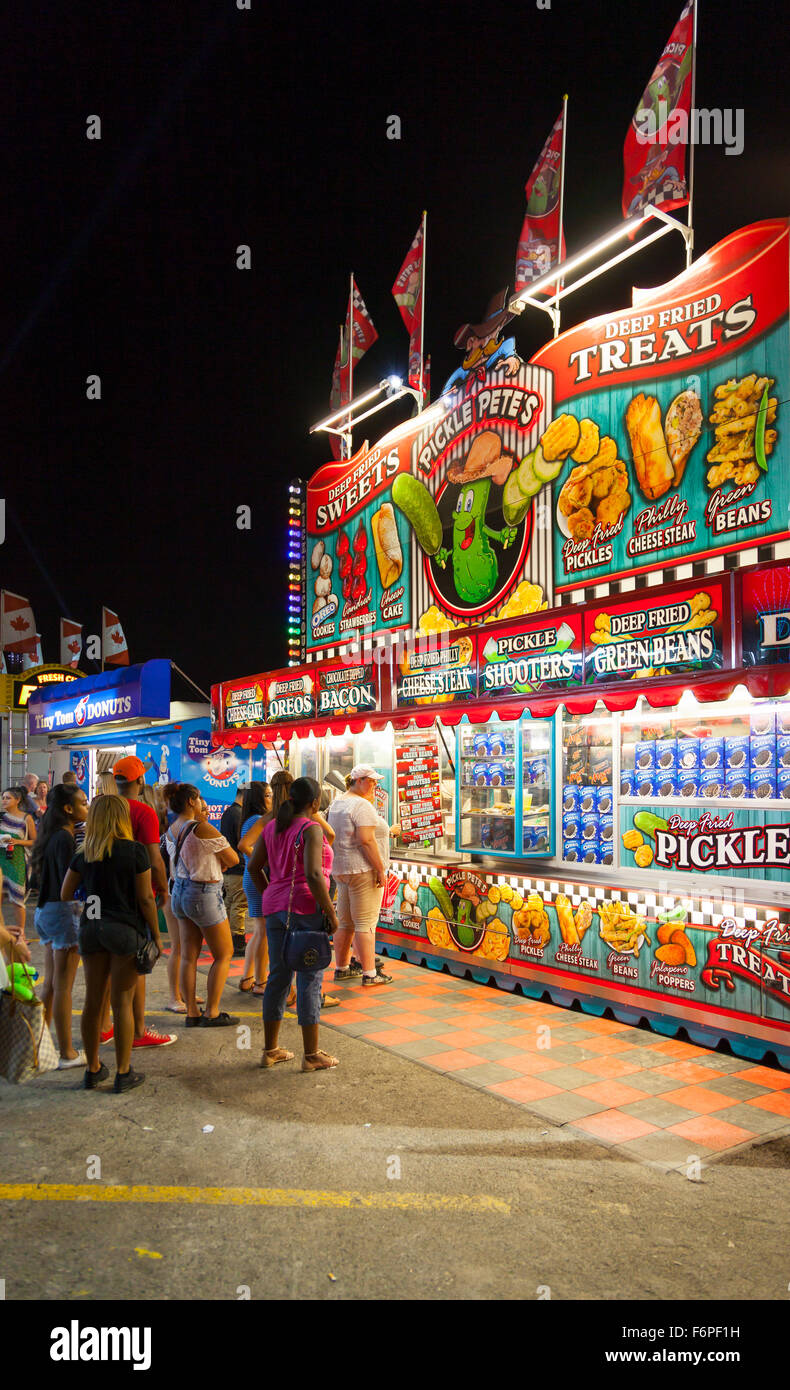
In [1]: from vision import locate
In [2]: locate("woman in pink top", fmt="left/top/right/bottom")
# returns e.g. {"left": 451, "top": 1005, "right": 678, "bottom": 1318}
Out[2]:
{"left": 248, "top": 777, "right": 339, "bottom": 1072}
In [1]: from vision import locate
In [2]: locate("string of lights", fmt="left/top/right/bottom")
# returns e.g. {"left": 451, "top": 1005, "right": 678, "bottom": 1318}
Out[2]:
{"left": 287, "top": 479, "right": 306, "bottom": 666}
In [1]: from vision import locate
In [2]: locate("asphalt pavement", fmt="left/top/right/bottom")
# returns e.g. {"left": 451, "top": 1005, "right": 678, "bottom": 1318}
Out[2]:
{"left": 1, "top": 937, "right": 788, "bottom": 1302}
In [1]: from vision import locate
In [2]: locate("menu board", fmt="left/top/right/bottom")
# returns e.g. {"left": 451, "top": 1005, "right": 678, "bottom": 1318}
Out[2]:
{"left": 394, "top": 732, "right": 444, "bottom": 843}
{"left": 583, "top": 579, "right": 728, "bottom": 685}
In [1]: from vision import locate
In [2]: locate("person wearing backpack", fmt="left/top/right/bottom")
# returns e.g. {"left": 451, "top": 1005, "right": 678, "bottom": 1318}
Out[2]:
{"left": 166, "top": 783, "right": 240, "bottom": 1028}
{"left": 247, "top": 777, "right": 339, "bottom": 1072}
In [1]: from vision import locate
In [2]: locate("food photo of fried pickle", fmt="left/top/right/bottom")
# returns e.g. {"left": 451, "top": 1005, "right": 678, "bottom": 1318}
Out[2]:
{"left": 512, "top": 892, "right": 550, "bottom": 946}
{"left": 706, "top": 374, "right": 778, "bottom": 490}
{"left": 541, "top": 413, "right": 580, "bottom": 462}
{"left": 557, "top": 436, "right": 631, "bottom": 540}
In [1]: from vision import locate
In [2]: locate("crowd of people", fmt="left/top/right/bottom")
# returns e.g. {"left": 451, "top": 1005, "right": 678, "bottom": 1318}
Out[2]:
{"left": 0, "top": 758, "right": 396, "bottom": 1090}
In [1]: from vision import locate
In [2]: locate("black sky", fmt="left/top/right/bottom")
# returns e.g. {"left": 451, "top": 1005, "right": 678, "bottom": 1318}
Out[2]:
{"left": 2, "top": 0, "right": 789, "bottom": 691}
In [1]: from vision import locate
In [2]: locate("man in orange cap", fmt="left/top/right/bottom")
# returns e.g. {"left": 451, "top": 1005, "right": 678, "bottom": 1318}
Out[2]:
{"left": 110, "top": 755, "right": 176, "bottom": 1050}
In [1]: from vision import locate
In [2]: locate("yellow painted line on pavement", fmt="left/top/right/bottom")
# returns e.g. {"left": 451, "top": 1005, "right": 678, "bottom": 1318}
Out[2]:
{"left": 0, "top": 1182, "right": 510, "bottom": 1215}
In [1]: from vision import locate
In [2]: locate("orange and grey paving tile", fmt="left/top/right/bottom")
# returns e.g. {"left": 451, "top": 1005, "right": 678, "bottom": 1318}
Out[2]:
{"left": 307, "top": 955, "right": 790, "bottom": 1171}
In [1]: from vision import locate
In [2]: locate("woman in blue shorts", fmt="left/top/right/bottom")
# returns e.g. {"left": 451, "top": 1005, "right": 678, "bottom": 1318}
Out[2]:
{"left": 166, "top": 783, "right": 240, "bottom": 1028}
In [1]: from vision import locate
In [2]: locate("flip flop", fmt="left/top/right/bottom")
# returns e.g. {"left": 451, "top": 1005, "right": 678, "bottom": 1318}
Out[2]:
{"left": 165, "top": 1002, "right": 187, "bottom": 1014}
{"left": 252, "top": 982, "right": 267, "bottom": 996}
{"left": 260, "top": 1047, "right": 294, "bottom": 1068}
{"left": 239, "top": 975, "right": 255, "bottom": 993}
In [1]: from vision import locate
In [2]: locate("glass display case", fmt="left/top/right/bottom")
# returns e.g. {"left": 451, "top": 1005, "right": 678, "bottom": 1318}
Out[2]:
{"left": 560, "top": 712, "right": 615, "bottom": 867}
{"left": 455, "top": 717, "right": 554, "bottom": 859}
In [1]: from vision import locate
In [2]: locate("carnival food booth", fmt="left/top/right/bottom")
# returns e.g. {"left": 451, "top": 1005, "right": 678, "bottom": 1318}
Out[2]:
{"left": 212, "top": 218, "right": 790, "bottom": 1067}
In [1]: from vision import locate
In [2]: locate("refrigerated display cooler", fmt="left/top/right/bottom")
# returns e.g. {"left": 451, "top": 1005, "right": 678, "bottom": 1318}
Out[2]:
{"left": 455, "top": 718, "right": 554, "bottom": 858}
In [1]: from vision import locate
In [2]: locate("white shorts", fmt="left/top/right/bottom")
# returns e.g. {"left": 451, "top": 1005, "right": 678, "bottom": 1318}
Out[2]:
{"left": 334, "top": 869, "right": 384, "bottom": 935}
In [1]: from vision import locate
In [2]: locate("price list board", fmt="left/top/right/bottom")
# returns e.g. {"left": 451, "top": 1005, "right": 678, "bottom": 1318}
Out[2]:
{"left": 394, "top": 732, "right": 444, "bottom": 843}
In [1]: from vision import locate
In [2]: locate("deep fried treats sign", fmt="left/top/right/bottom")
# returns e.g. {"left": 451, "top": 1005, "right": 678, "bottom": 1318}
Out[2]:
{"left": 530, "top": 219, "right": 790, "bottom": 591}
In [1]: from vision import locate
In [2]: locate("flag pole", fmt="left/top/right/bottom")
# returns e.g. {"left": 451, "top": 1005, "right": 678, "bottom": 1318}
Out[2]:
{"left": 418, "top": 210, "right": 426, "bottom": 405}
{"left": 347, "top": 271, "right": 355, "bottom": 457}
{"left": 555, "top": 94, "right": 569, "bottom": 339}
{"left": 685, "top": 0, "right": 698, "bottom": 268}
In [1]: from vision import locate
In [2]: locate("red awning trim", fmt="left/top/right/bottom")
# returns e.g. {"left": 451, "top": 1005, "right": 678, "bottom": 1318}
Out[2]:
{"left": 211, "top": 667, "right": 790, "bottom": 747}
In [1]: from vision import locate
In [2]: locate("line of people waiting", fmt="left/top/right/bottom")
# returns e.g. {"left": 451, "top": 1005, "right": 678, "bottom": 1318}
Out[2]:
{"left": 3, "top": 760, "right": 397, "bottom": 1088}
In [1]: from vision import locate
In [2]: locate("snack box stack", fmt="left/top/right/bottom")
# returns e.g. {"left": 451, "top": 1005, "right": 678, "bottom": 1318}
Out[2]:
{"left": 563, "top": 784, "right": 613, "bottom": 864}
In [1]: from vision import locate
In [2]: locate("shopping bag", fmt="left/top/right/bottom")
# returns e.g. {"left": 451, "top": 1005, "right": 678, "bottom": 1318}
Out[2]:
{"left": 0, "top": 961, "right": 59, "bottom": 1084}
{"left": 381, "top": 872, "right": 401, "bottom": 913}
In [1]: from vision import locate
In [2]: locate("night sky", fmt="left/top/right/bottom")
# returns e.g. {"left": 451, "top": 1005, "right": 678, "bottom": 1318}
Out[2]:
{"left": 2, "top": 0, "right": 789, "bottom": 693}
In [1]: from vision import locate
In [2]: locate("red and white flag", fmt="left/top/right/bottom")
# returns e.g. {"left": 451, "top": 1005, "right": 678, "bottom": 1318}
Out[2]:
{"left": 60, "top": 618, "right": 83, "bottom": 668}
{"left": 622, "top": 1, "right": 694, "bottom": 220}
{"left": 21, "top": 635, "right": 43, "bottom": 670}
{"left": 347, "top": 277, "right": 377, "bottom": 366}
{"left": 515, "top": 108, "right": 566, "bottom": 297}
{"left": 1, "top": 590, "right": 39, "bottom": 654}
{"left": 102, "top": 607, "right": 129, "bottom": 666}
{"left": 393, "top": 217, "right": 426, "bottom": 395}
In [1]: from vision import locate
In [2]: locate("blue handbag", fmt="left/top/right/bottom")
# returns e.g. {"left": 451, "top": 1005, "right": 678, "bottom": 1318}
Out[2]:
{"left": 282, "top": 826, "right": 333, "bottom": 974}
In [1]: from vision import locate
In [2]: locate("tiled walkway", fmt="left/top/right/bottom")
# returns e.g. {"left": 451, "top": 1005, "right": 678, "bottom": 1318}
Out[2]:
{"left": 314, "top": 956, "right": 790, "bottom": 1171}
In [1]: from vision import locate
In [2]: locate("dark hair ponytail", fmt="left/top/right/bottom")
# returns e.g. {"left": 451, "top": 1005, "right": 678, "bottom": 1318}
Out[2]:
{"left": 170, "top": 783, "right": 200, "bottom": 816}
{"left": 275, "top": 776, "right": 320, "bottom": 834}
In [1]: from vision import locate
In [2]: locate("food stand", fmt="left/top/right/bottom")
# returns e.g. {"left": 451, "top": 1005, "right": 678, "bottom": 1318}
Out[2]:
{"left": 212, "top": 219, "right": 790, "bottom": 1068}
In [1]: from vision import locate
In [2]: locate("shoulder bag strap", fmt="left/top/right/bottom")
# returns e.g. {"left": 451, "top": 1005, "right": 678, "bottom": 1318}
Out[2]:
{"left": 172, "top": 820, "right": 197, "bottom": 874}
{"left": 285, "top": 824, "right": 307, "bottom": 933}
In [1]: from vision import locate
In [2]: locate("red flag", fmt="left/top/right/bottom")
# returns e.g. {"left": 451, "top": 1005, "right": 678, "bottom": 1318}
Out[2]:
{"left": 0, "top": 590, "right": 39, "bottom": 654}
{"left": 515, "top": 109, "right": 566, "bottom": 297}
{"left": 102, "top": 607, "right": 129, "bottom": 666}
{"left": 60, "top": 618, "right": 83, "bottom": 667}
{"left": 392, "top": 221, "right": 423, "bottom": 335}
{"left": 347, "top": 277, "right": 377, "bottom": 364}
{"left": 393, "top": 219, "right": 426, "bottom": 394}
{"left": 622, "top": 1, "right": 694, "bottom": 220}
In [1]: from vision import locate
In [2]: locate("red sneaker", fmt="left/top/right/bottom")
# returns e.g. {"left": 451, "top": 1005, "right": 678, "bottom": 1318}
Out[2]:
{"left": 132, "top": 1027, "right": 177, "bottom": 1049}
{"left": 100, "top": 1028, "right": 114, "bottom": 1044}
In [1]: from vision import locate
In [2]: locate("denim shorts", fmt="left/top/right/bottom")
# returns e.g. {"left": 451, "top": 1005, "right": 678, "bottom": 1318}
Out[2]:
{"left": 79, "top": 915, "right": 146, "bottom": 957}
{"left": 173, "top": 880, "right": 227, "bottom": 930}
{"left": 35, "top": 900, "right": 80, "bottom": 951}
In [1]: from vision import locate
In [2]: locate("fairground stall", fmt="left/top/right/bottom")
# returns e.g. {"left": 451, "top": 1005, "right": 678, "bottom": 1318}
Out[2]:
{"left": 27, "top": 659, "right": 271, "bottom": 824}
{"left": 212, "top": 219, "right": 790, "bottom": 1067}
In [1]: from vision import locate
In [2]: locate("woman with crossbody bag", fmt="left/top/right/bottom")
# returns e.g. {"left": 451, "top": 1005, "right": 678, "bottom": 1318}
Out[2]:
{"left": 248, "top": 777, "right": 339, "bottom": 1072}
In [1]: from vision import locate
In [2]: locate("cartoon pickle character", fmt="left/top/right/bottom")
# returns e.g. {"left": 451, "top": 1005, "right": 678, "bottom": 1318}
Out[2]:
{"left": 392, "top": 431, "right": 518, "bottom": 605}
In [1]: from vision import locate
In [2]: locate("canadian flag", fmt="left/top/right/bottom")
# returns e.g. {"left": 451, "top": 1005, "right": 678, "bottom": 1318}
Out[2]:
{"left": 1, "top": 591, "right": 39, "bottom": 654}
{"left": 102, "top": 607, "right": 129, "bottom": 666}
{"left": 21, "top": 635, "right": 43, "bottom": 670}
{"left": 60, "top": 618, "right": 83, "bottom": 668}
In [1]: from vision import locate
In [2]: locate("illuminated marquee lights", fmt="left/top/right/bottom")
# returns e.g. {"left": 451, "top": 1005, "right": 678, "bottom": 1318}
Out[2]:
{"left": 287, "top": 478, "right": 306, "bottom": 666}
